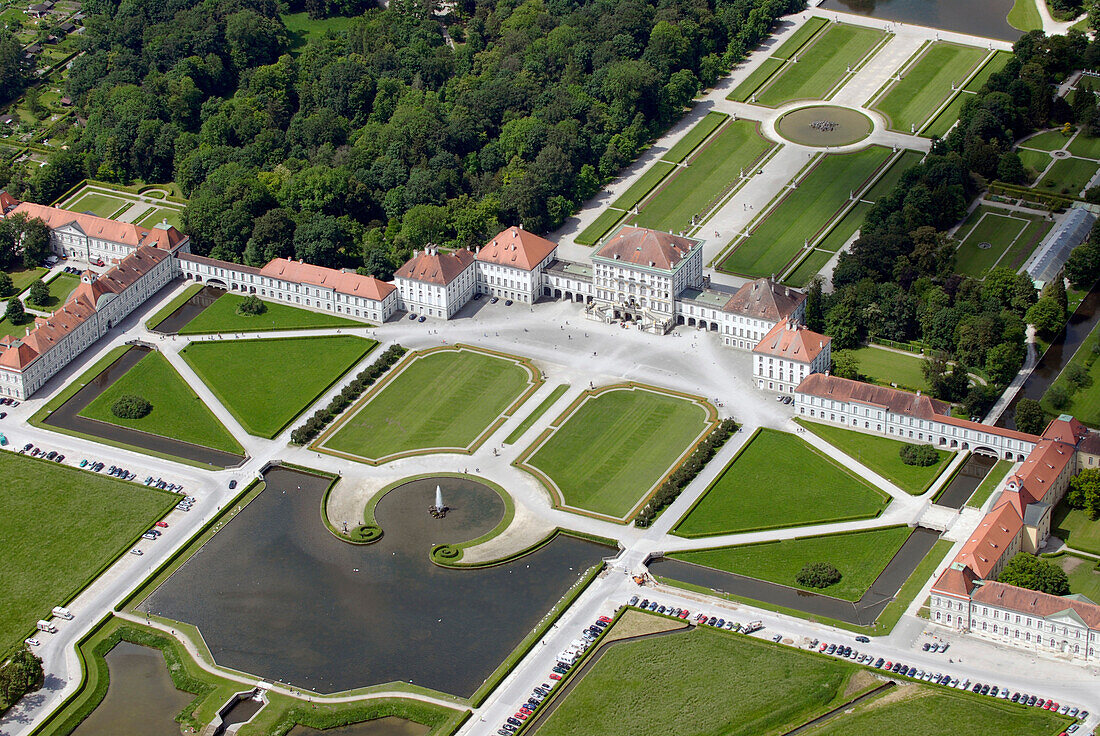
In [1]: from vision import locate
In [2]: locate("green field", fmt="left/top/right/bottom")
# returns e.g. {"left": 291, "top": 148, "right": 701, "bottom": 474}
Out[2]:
{"left": 6, "top": 266, "right": 47, "bottom": 294}
{"left": 537, "top": 625, "right": 855, "bottom": 736}
{"left": 722, "top": 146, "right": 891, "bottom": 277}
{"left": 965, "top": 51, "right": 1013, "bottom": 92}
{"left": 924, "top": 93, "right": 970, "bottom": 138}
{"left": 728, "top": 57, "right": 785, "bottom": 102}
{"left": 78, "top": 350, "right": 244, "bottom": 455}
{"left": 610, "top": 161, "right": 676, "bottom": 211}
{"left": 796, "top": 419, "right": 953, "bottom": 495}
{"left": 953, "top": 209, "right": 1030, "bottom": 277}
{"left": 772, "top": 16, "right": 828, "bottom": 59}
{"left": 757, "top": 24, "right": 884, "bottom": 106}
{"left": 68, "top": 192, "right": 126, "bottom": 218}
{"left": 136, "top": 207, "right": 183, "bottom": 230}
{"left": 0, "top": 314, "right": 35, "bottom": 340}
{"left": 0, "top": 453, "right": 176, "bottom": 654}
{"left": 673, "top": 429, "right": 887, "bottom": 536}
{"left": 1022, "top": 130, "right": 1071, "bottom": 151}
{"left": 504, "top": 384, "right": 570, "bottom": 445}
{"left": 785, "top": 248, "right": 835, "bottom": 287}
{"left": 635, "top": 120, "right": 773, "bottom": 233}
{"left": 181, "top": 335, "right": 374, "bottom": 438}
{"left": 1068, "top": 132, "right": 1100, "bottom": 160}
{"left": 846, "top": 345, "right": 931, "bottom": 392}
{"left": 663, "top": 112, "right": 728, "bottom": 164}
{"left": 1036, "top": 155, "right": 1099, "bottom": 195}
{"left": 324, "top": 348, "right": 533, "bottom": 460}
{"left": 1053, "top": 501, "right": 1100, "bottom": 556}
{"left": 671, "top": 526, "right": 912, "bottom": 601}
{"left": 177, "top": 293, "right": 361, "bottom": 334}
{"left": 39, "top": 272, "right": 80, "bottom": 308}
{"left": 967, "top": 459, "right": 1012, "bottom": 509}
{"left": 574, "top": 208, "right": 627, "bottom": 246}
{"left": 1057, "top": 555, "right": 1100, "bottom": 602}
{"left": 281, "top": 11, "right": 358, "bottom": 52}
{"left": 524, "top": 388, "right": 709, "bottom": 518}
{"left": 863, "top": 150, "right": 925, "bottom": 201}
{"left": 1008, "top": 0, "right": 1043, "bottom": 30}
{"left": 1041, "top": 317, "right": 1100, "bottom": 427}
{"left": 875, "top": 43, "right": 988, "bottom": 132}
{"left": 1017, "top": 147, "right": 1054, "bottom": 177}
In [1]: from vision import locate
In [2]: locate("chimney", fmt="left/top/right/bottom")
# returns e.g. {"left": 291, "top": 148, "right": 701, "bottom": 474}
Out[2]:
{"left": 475, "top": 246, "right": 480, "bottom": 254}
{"left": 519, "top": 223, "right": 524, "bottom": 230}
{"left": 917, "top": 390, "right": 922, "bottom": 396}
{"left": 413, "top": 249, "right": 419, "bottom": 258}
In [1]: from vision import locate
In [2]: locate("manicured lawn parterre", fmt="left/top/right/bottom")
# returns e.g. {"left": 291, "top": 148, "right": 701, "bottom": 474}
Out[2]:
{"left": 924, "top": 92, "right": 970, "bottom": 138}
{"left": 1056, "top": 554, "right": 1100, "bottom": 603}
{"left": 967, "top": 459, "right": 1012, "bottom": 509}
{"left": 574, "top": 208, "right": 626, "bottom": 246}
{"left": 0, "top": 453, "right": 176, "bottom": 655}
{"left": 136, "top": 207, "right": 183, "bottom": 230}
{"left": 1022, "top": 130, "right": 1072, "bottom": 151}
{"left": 875, "top": 43, "right": 988, "bottom": 133}
{"left": 609, "top": 161, "right": 675, "bottom": 211}
{"left": 323, "top": 348, "right": 535, "bottom": 461}
{"left": 0, "top": 313, "right": 36, "bottom": 340}
{"left": 1052, "top": 501, "right": 1100, "bottom": 556}
{"left": 662, "top": 111, "right": 727, "bottom": 164}
{"left": 952, "top": 207, "right": 1047, "bottom": 279}
{"left": 965, "top": 51, "right": 1013, "bottom": 92}
{"left": 178, "top": 293, "right": 361, "bottom": 334}
{"left": 503, "top": 384, "right": 570, "bottom": 445}
{"left": 727, "top": 57, "right": 784, "bottom": 102}
{"left": 846, "top": 345, "right": 931, "bottom": 392}
{"left": 145, "top": 282, "right": 204, "bottom": 330}
{"left": 67, "top": 192, "right": 126, "bottom": 218}
{"left": 673, "top": 429, "right": 887, "bottom": 536}
{"left": 785, "top": 248, "right": 835, "bottom": 287}
{"left": 1039, "top": 317, "right": 1100, "bottom": 426}
{"left": 536, "top": 625, "right": 856, "bottom": 736}
{"left": 522, "top": 387, "right": 711, "bottom": 519}
{"left": 796, "top": 419, "right": 953, "bottom": 495}
{"left": 78, "top": 350, "right": 244, "bottom": 455}
{"left": 1008, "top": 0, "right": 1044, "bottom": 31}
{"left": 756, "top": 24, "right": 884, "bottom": 106}
{"left": 1068, "top": 131, "right": 1100, "bottom": 160}
{"left": 1036, "top": 155, "right": 1100, "bottom": 196}
{"left": 670, "top": 526, "right": 913, "bottom": 601}
{"left": 771, "top": 16, "right": 828, "bottom": 59}
{"left": 38, "top": 271, "right": 80, "bottom": 308}
{"left": 6, "top": 266, "right": 47, "bottom": 294}
{"left": 1016, "top": 147, "right": 1054, "bottom": 177}
{"left": 634, "top": 120, "right": 773, "bottom": 233}
{"left": 181, "top": 335, "right": 375, "bottom": 438}
{"left": 722, "top": 146, "right": 891, "bottom": 277}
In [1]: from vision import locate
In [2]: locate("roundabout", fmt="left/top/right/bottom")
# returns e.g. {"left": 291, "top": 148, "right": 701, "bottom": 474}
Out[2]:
{"left": 774, "top": 104, "right": 874, "bottom": 147}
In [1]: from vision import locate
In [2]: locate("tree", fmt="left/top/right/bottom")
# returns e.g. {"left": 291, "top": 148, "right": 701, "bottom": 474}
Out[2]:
{"left": 0, "top": 29, "right": 25, "bottom": 106}
{"left": 1014, "top": 398, "right": 1048, "bottom": 435}
{"left": 1066, "top": 468, "right": 1100, "bottom": 519}
{"left": 1026, "top": 296, "right": 1066, "bottom": 337}
{"left": 1065, "top": 240, "right": 1100, "bottom": 290}
{"left": 19, "top": 217, "right": 50, "bottom": 270}
{"left": 998, "top": 553, "right": 1070, "bottom": 596}
{"left": 1046, "top": 383, "right": 1071, "bottom": 410}
{"left": 899, "top": 443, "right": 939, "bottom": 466}
{"left": 796, "top": 562, "right": 842, "bottom": 589}
{"left": 997, "top": 150, "right": 1028, "bottom": 184}
{"left": 26, "top": 279, "right": 48, "bottom": 307}
{"left": 293, "top": 215, "right": 346, "bottom": 268}
{"left": 236, "top": 294, "right": 267, "bottom": 316}
{"left": 832, "top": 350, "right": 860, "bottom": 380}
{"left": 4, "top": 297, "right": 25, "bottom": 325}
{"left": 1043, "top": 275, "right": 1069, "bottom": 316}
{"left": 985, "top": 341, "right": 1025, "bottom": 385}
{"left": 0, "top": 273, "right": 13, "bottom": 298}
{"left": 111, "top": 395, "right": 152, "bottom": 419}
{"left": 0, "top": 648, "right": 43, "bottom": 711}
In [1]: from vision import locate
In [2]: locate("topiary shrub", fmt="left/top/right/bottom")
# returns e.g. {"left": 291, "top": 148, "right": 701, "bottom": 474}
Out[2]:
{"left": 236, "top": 295, "right": 267, "bottom": 316}
{"left": 796, "top": 562, "right": 842, "bottom": 589}
{"left": 348, "top": 524, "right": 382, "bottom": 543}
{"left": 111, "top": 394, "right": 151, "bottom": 419}
{"left": 899, "top": 443, "right": 939, "bottom": 466}
{"left": 431, "top": 544, "right": 461, "bottom": 564}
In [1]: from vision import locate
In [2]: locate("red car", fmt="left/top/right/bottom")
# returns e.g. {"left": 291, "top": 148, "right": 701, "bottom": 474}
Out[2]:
{"left": 155, "top": 521, "right": 169, "bottom": 528}
{"left": 549, "top": 673, "right": 561, "bottom": 680}
{"left": 598, "top": 616, "right": 612, "bottom": 624}
{"left": 514, "top": 713, "right": 527, "bottom": 721}
{"left": 678, "top": 610, "right": 689, "bottom": 619}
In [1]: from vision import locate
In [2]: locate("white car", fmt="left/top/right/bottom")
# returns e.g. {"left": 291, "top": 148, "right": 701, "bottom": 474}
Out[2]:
{"left": 129, "top": 548, "right": 143, "bottom": 556}
{"left": 25, "top": 638, "right": 40, "bottom": 647}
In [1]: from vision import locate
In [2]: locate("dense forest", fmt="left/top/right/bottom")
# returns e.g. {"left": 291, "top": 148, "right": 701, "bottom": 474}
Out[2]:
{"left": 0, "top": 0, "right": 801, "bottom": 277}
{"left": 808, "top": 30, "right": 1100, "bottom": 418}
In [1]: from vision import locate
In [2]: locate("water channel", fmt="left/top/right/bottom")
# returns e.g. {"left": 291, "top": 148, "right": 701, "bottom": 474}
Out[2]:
{"left": 649, "top": 527, "right": 942, "bottom": 626}
{"left": 934, "top": 452, "right": 997, "bottom": 509}
{"left": 70, "top": 641, "right": 194, "bottom": 736}
{"left": 140, "top": 467, "right": 612, "bottom": 697}
{"left": 819, "top": 0, "right": 1021, "bottom": 42}
{"left": 40, "top": 345, "right": 246, "bottom": 469}
{"left": 151, "top": 284, "right": 226, "bottom": 334}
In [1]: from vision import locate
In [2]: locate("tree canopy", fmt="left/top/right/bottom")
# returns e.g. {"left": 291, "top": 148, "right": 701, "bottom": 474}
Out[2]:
{"left": 998, "top": 552, "right": 1070, "bottom": 596}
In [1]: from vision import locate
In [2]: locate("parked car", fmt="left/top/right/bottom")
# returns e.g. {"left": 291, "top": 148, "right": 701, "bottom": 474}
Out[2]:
{"left": 855, "top": 635, "right": 869, "bottom": 643}
{"left": 130, "top": 548, "right": 143, "bottom": 556}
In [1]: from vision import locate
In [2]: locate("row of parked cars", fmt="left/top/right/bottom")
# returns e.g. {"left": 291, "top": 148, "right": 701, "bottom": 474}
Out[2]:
{"left": 0, "top": 397, "right": 20, "bottom": 406}
{"left": 627, "top": 596, "right": 766, "bottom": 635}
{"left": 22, "top": 444, "right": 64, "bottom": 462}
{"left": 815, "top": 639, "right": 1086, "bottom": 723}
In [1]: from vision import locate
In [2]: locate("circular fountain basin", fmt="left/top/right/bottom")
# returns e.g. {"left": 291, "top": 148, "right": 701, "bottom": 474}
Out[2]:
{"left": 776, "top": 105, "right": 873, "bottom": 147}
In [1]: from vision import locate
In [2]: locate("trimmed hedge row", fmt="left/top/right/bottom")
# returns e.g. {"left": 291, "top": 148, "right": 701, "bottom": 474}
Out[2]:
{"left": 634, "top": 418, "right": 739, "bottom": 527}
{"left": 290, "top": 344, "right": 406, "bottom": 445}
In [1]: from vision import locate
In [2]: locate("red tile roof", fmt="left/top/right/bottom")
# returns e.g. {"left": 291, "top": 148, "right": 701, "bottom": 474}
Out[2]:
{"left": 932, "top": 564, "right": 981, "bottom": 599}
{"left": 1042, "top": 416, "right": 1089, "bottom": 445}
{"left": 260, "top": 258, "right": 396, "bottom": 301}
{"left": 723, "top": 278, "right": 805, "bottom": 321}
{"left": 0, "top": 190, "right": 17, "bottom": 213}
{"left": 797, "top": 373, "right": 950, "bottom": 418}
{"left": 7, "top": 202, "right": 186, "bottom": 251}
{"left": 178, "top": 252, "right": 262, "bottom": 275}
{"left": 477, "top": 227, "right": 557, "bottom": 271}
{"left": 753, "top": 320, "right": 829, "bottom": 363}
{"left": 593, "top": 227, "right": 699, "bottom": 270}
{"left": 955, "top": 501, "right": 1023, "bottom": 580}
{"left": 1008, "top": 437, "right": 1076, "bottom": 505}
{"left": 972, "top": 581, "right": 1100, "bottom": 629}
{"left": 395, "top": 247, "right": 476, "bottom": 286}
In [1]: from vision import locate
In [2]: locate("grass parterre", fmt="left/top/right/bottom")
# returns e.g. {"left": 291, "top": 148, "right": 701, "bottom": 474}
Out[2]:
{"left": 177, "top": 293, "right": 362, "bottom": 334}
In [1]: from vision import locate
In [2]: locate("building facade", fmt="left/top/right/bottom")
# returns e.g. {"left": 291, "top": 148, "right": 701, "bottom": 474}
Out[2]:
{"left": 752, "top": 320, "right": 831, "bottom": 393}
{"left": 475, "top": 227, "right": 557, "bottom": 304}
{"left": 393, "top": 246, "right": 477, "bottom": 319}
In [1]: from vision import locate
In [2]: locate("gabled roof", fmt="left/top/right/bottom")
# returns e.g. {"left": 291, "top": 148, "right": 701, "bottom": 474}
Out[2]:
{"left": 260, "top": 258, "right": 396, "bottom": 301}
{"left": 972, "top": 581, "right": 1100, "bottom": 629}
{"left": 7, "top": 202, "right": 187, "bottom": 251}
{"left": 931, "top": 563, "right": 980, "bottom": 599}
{"left": 592, "top": 227, "right": 699, "bottom": 271}
{"left": 955, "top": 501, "right": 1023, "bottom": 580}
{"left": 1010, "top": 437, "right": 1076, "bottom": 505}
{"left": 477, "top": 227, "right": 557, "bottom": 271}
{"left": 723, "top": 278, "right": 805, "bottom": 321}
{"left": 0, "top": 191, "right": 17, "bottom": 212}
{"left": 796, "top": 373, "right": 951, "bottom": 418}
{"left": 395, "top": 247, "right": 475, "bottom": 286}
{"left": 1042, "top": 416, "right": 1088, "bottom": 445}
{"left": 753, "top": 319, "right": 829, "bottom": 363}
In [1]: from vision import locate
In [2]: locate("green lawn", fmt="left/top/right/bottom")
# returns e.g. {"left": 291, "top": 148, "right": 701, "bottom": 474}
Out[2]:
{"left": 281, "top": 11, "right": 358, "bottom": 52}
{"left": 635, "top": 120, "right": 773, "bottom": 233}
{"left": 663, "top": 111, "right": 728, "bottom": 164}
{"left": 610, "top": 161, "right": 676, "bottom": 211}
{"left": 1053, "top": 501, "right": 1100, "bottom": 556}
{"left": 136, "top": 207, "right": 183, "bottom": 230}
{"left": 964, "top": 51, "right": 1013, "bottom": 92}
{"left": 863, "top": 150, "right": 925, "bottom": 202}
{"left": 1036, "top": 155, "right": 1099, "bottom": 195}
{"left": 875, "top": 43, "right": 988, "bottom": 133}
{"left": 722, "top": 146, "right": 891, "bottom": 277}
{"left": 671, "top": 526, "right": 912, "bottom": 602}
{"left": 1041, "top": 316, "right": 1100, "bottom": 426}
{"left": 68, "top": 192, "right": 126, "bottom": 218}
{"left": 1008, "top": 0, "right": 1044, "bottom": 31}
{"left": 846, "top": 345, "right": 931, "bottom": 392}
{"left": 966, "top": 459, "right": 1012, "bottom": 509}
{"left": 1021, "top": 130, "right": 1071, "bottom": 151}
{"left": 537, "top": 625, "right": 856, "bottom": 736}
{"left": 757, "top": 24, "right": 884, "bottom": 106}
{"left": 816, "top": 203, "right": 870, "bottom": 254}
{"left": 177, "top": 293, "right": 361, "bottom": 334}
{"left": 575, "top": 208, "right": 627, "bottom": 247}
{"left": 146, "top": 283, "right": 204, "bottom": 330}
{"left": 803, "top": 684, "right": 1068, "bottom": 736}
{"left": 1068, "top": 132, "right": 1100, "bottom": 160}
{"left": 727, "top": 57, "right": 785, "bottom": 102}
{"left": 785, "top": 248, "right": 835, "bottom": 287}
{"left": 0, "top": 453, "right": 176, "bottom": 654}
{"left": 796, "top": 419, "right": 953, "bottom": 495}
{"left": 6, "top": 266, "right": 47, "bottom": 294}
{"left": 181, "top": 335, "right": 375, "bottom": 438}
{"left": 1057, "top": 555, "right": 1100, "bottom": 603}
{"left": 37, "top": 272, "right": 80, "bottom": 309}
{"left": 324, "top": 348, "right": 533, "bottom": 460}
{"left": 673, "top": 429, "right": 887, "bottom": 536}
{"left": 78, "top": 350, "right": 244, "bottom": 455}
{"left": 771, "top": 16, "right": 829, "bottom": 59}
{"left": 0, "top": 313, "right": 36, "bottom": 340}
{"left": 524, "top": 388, "right": 710, "bottom": 519}
{"left": 924, "top": 92, "right": 969, "bottom": 138}
{"left": 503, "top": 384, "right": 570, "bottom": 445}
{"left": 953, "top": 209, "right": 1031, "bottom": 278}
{"left": 1017, "top": 147, "right": 1054, "bottom": 178}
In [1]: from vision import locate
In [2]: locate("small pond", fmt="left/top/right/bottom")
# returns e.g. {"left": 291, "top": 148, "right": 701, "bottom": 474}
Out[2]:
{"left": 820, "top": 0, "right": 1021, "bottom": 43}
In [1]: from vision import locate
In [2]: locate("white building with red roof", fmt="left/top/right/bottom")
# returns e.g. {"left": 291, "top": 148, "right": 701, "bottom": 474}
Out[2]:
{"left": 476, "top": 226, "right": 557, "bottom": 304}
{"left": 752, "top": 319, "right": 831, "bottom": 393}
{"left": 393, "top": 246, "right": 477, "bottom": 319}
{"left": 720, "top": 278, "right": 807, "bottom": 350}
